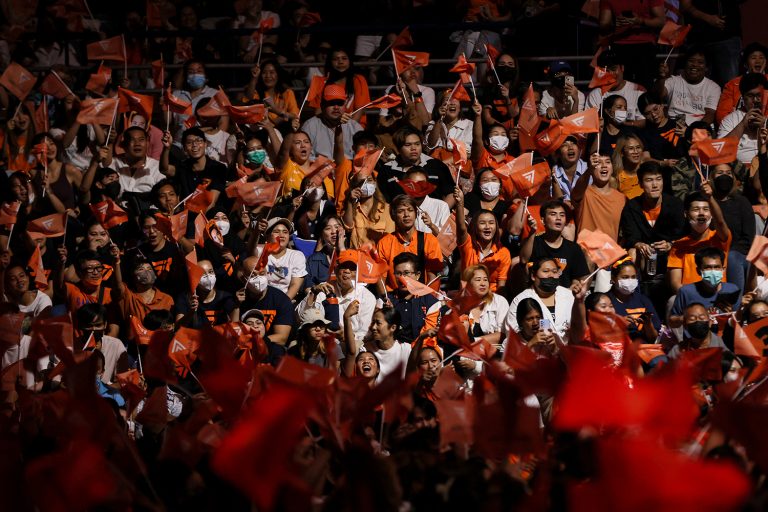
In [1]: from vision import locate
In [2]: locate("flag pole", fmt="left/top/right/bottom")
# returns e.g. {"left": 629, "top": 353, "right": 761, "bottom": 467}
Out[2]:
{"left": 106, "top": 100, "right": 119, "bottom": 146}
{"left": 462, "top": 53, "right": 478, "bottom": 100}
{"left": 6, "top": 224, "right": 13, "bottom": 250}
{"left": 483, "top": 43, "right": 502, "bottom": 86}
{"left": 257, "top": 33, "right": 264, "bottom": 66}
{"left": 122, "top": 34, "right": 127, "bottom": 79}
{"left": 297, "top": 90, "right": 309, "bottom": 119}
{"left": 43, "top": 95, "right": 49, "bottom": 132}
{"left": 662, "top": 46, "right": 675, "bottom": 67}
{"left": 350, "top": 101, "right": 374, "bottom": 116}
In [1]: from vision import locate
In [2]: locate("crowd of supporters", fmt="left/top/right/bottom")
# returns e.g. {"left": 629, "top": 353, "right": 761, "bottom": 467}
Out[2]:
{"left": 1, "top": 0, "right": 768, "bottom": 510}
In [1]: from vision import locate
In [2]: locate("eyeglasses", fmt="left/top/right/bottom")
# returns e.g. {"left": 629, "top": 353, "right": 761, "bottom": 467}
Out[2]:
{"left": 184, "top": 138, "right": 206, "bottom": 147}
{"left": 394, "top": 271, "right": 417, "bottom": 276}
{"left": 81, "top": 265, "right": 104, "bottom": 275}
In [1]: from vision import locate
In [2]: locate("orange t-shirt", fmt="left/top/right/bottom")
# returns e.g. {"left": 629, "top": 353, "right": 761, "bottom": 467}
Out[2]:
{"left": 377, "top": 230, "right": 444, "bottom": 290}
{"left": 119, "top": 285, "right": 175, "bottom": 337}
{"left": 668, "top": 230, "right": 732, "bottom": 286}
{"left": 643, "top": 204, "right": 661, "bottom": 226}
{"left": 457, "top": 237, "right": 512, "bottom": 292}
{"left": 576, "top": 186, "right": 627, "bottom": 241}
{"left": 334, "top": 157, "right": 379, "bottom": 216}
{"left": 617, "top": 170, "right": 642, "bottom": 199}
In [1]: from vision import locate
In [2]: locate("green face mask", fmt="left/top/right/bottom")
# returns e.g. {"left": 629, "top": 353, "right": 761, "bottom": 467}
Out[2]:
{"left": 246, "top": 149, "right": 267, "bottom": 165}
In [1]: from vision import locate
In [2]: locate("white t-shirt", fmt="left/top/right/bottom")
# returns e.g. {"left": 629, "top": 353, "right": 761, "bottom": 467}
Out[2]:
{"left": 295, "top": 283, "right": 376, "bottom": 343}
{"left": 664, "top": 75, "right": 721, "bottom": 125}
{"left": 17, "top": 290, "right": 53, "bottom": 317}
{"left": 370, "top": 341, "right": 412, "bottom": 384}
{"left": 380, "top": 84, "right": 436, "bottom": 116}
{"left": 50, "top": 126, "right": 95, "bottom": 172}
{"left": 110, "top": 156, "right": 164, "bottom": 195}
{"left": 539, "top": 89, "right": 586, "bottom": 116}
{"left": 424, "top": 118, "right": 474, "bottom": 151}
{"left": 717, "top": 110, "right": 758, "bottom": 164}
{"left": 100, "top": 335, "right": 127, "bottom": 384}
{"left": 204, "top": 130, "right": 237, "bottom": 165}
{"left": 585, "top": 80, "right": 646, "bottom": 122}
{"left": 262, "top": 248, "right": 308, "bottom": 294}
{"left": 415, "top": 195, "right": 450, "bottom": 233}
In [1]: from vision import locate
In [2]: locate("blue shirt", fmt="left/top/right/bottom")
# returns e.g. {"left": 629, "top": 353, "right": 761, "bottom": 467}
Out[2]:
{"left": 305, "top": 251, "right": 332, "bottom": 290}
{"left": 553, "top": 159, "right": 590, "bottom": 201}
{"left": 608, "top": 289, "right": 661, "bottom": 341}
{"left": 388, "top": 291, "right": 438, "bottom": 343}
{"left": 671, "top": 281, "right": 742, "bottom": 318}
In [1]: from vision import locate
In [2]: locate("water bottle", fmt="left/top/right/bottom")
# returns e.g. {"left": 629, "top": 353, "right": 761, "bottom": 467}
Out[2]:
{"left": 646, "top": 249, "right": 657, "bottom": 276}
{"left": 322, "top": 293, "right": 340, "bottom": 331}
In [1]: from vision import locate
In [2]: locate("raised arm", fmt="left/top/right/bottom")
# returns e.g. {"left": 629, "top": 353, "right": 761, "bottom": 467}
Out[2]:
{"left": 701, "top": 180, "right": 731, "bottom": 243}
{"left": 454, "top": 187, "right": 468, "bottom": 245}
{"left": 160, "top": 131, "right": 176, "bottom": 177}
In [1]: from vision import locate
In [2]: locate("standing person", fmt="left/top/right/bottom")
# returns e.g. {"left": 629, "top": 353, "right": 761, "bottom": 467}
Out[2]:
{"left": 598, "top": 0, "right": 666, "bottom": 88}
{"left": 717, "top": 73, "right": 767, "bottom": 165}
{"left": 657, "top": 47, "right": 722, "bottom": 126}
{"left": 681, "top": 0, "right": 744, "bottom": 84}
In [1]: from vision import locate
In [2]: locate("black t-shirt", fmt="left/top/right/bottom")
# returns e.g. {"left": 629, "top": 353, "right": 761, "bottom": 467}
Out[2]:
{"left": 176, "top": 289, "right": 237, "bottom": 326}
{"left": 638, "top": 118, "right": 683, "bottom": 161}
{"left": 141, "top": 242, "right": 184, "bottom": 296}
{"left": 463, "top": 193, "right": 511, "bottom": 225}
{"left": 173, "top": 157, "right": 227, "bottom": 199}
{"left": 531, "top": 235, "right": 590, "bottom": 287}
{"left": 240, "top": 286, "right": 294, "bottom": 335}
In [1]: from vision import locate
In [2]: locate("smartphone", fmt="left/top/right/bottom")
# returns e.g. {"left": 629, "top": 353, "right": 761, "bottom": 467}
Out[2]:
{"left": 540, "top": 319, "right": 553, "bottom": 332}
{"left": 716, "top": 290, "right": 741, "bottom": 306}
{"left": 564, "top": 76, "right": 574, "bottom": 87}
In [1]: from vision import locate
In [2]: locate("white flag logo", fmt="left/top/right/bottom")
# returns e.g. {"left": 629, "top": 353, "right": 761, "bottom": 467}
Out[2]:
{"left": 42, "top": 219, "right": 54, "bottom": 229}
{"left": 601, "top": 242, "right": 614, "bottom": 250}
{"left": 711, "top": 141, "right": 725, "bottom": 153}
{"left": 570, "top": 115, "right": 585, "bottom": 127}
{"left": 540, "top": 133, "right": 550, "bottom": 143}
{"left": 171, "top": 339, "right": 186, "bottom": 353}
{"left": 522, "top": 170, "right": 536, "bottom": 183}
{"left": 366, "top": 261, "right": 373, "bottom": 273}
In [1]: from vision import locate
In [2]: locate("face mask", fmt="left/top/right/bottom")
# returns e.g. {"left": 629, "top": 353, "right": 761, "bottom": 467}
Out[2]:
{"left": 186, "top": 73, "right": 206, "bottom": 89}
{"left": 246, "top": 149, "right": 267, "bottom": 165}
{"left": 612, "top": 110, "right": 628, "bottom": 124}
{"left": 616, "top": 278, "right": 638, "bottom": 294}
{"left": 497, "top": 67, "right": 518, "bottom": 82}
{"left": 199, "top": 273, "right": 216, "bottom": 292}
{"left": 479, "top": 181, "right": 501, "bottom": 199}
{"left": 713, "top": 174, "right": 734, "bottom": 195}
{"left": 247, "top": 275, "right": 268, "bottom": 294}
{"left": 103, "top": 181, "right": 121, "bottom": 199}
{"left": 689, "top": 217, "right": 712, "bottom": 234}
{"left": 135, "top": 270, "right": 157, "bottom": 286}
{"left": 488, "top": 135, "right": 509, "bottom": 152}
{"left": 700, "top": 269, "right": 723, "bottom": 288}
{"left": 684, "top": 320, "right": 711, "bottom": 340}
{"left": 305, "top": 187, "right": 324, "bottom": 202}
{"left": 215, "top": 220, "right": 230, "bottom": 236}
{"left": 360, "top": 181, "right": 376, "bottom": 197}
{"left": 538, "top": 277, "right": 559, "bottom": 293}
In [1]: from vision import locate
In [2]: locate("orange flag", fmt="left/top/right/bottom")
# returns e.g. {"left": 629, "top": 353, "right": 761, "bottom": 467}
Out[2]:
{"left": 31, "top": 99, "right": 48, "bottom": 133}
{"left": 447, "top": 79, "right": 471, "bottom": 102}
{"left": 658, "top": 21, "right": 692, "bottom": 47}
{"left": 129, "top": 315, "right": 154, "bottom": 345}
{"left": 164, "top": 86, "right": 192, "bottom": 115}
{"left": 146, "top": 0, "right": 163, "bottom": 28}
{"left": 397, "top": 178, "right": 436, "bottom": 198}
{"left": 577, "top": 229, "right": 627, "bottom": 269}
{"left": 235, "top": 180, "right": 282, "bottom": 207}
{"left": 299, "top": 11, "right": 322, "bottom": 27}
{"left": 493, "top": 152, "right": 533, "bottom": 178}
{"left": 695, "top": 137, "right": 738, "bottom": 166}
{"left": 449, "top": 138, "right": 468, "bottom": 169}
{"left": 185, "top": 251, "right": 205, "bottom": 294}
{"left": 89, "top": 198, "right": 128, "bottom": 229}
{"left": 485, "top": 42, "right": 500, "bottom": 70}
{"left": 151, "top": 58, "right": 164, "bottom": 88}
{"left": 76, "top": 97, "right": 118, "bottom": 125}
{"left": 399, "top": 275, "right": 442, "bottom": 299}
{"left": 739, "top": 317, "right": 768, "bottom": 359}
{"left": 28, "top": 213, "right": 67, "bottom": 237}
{"left": 747, "top": 235, "right": 768, "bottom": 274}
{"left": 305, "top": 76, "right": 327, "bottom": 109}
{"left": 518, "top": 83, "right": 540, "bottom": 136}
{"left": 86, "top": 35, "right": 126, "bottom": 62}
{"left": 510, "top": 161, "right": 551, "bottom": 198}
{"left": 392, "top": 49, "right": 430, "bottom": 74}
{"left": 0, "top": 62, "right": 35, "bottom": 100}
{"left": 256, "top": 242, "right": 281, "bottom": 272}
{"left": 197, "top": 89, "right": 231, "bottom": 117}
{"left": 28, "top": 245, "right": 47, "bottom": 290}
{"left": 588, "top": 67, "right": 617, "bottom": 94}
{"left": 307, "top": 157, "right": 336, "bottom": 187}
{"left": 438, "top": 214, "right": 458, "bottom": 259}
{"left": 449, "top": 54, "right": 476, "bottom": 74}
{"left": 0, "top": 201, "right": 21, "bottom": 227}
{"left": 40, "top": 71, "right": 73, "bottom": 99}
{"left": 193, "top": 213, "right": 207, "bottom": 247}
{"left": 561, "top": 108, "right": 600, "bottom": 135}
{"left": 534, "top": 122, "right": 568, "bottom": 157}
{"left": 184, "top": 185, "right": 215, "bottom": 214}
{"left": 392, "top": 26, "right": 413, "bottom": 48}
{"left": 352, "top": 148, "right": 383, "bottom": 178}
{"left": 357, "top": 251, "right": 389, "bottom": 284}
{"left": 117, "top": 87, "right": 154, "bottom": 120}
{"left": 154, "top": 210, "right": 188, "bottom": 241}
{"left": 168, "top": 327, "right": 201, "bottom": 377}
{"left": 85, "top": 64, "right": 112, "bottom": 95}
{"left": 366, "top": 93, "right": 402, "bottom": 110}
{"left": 226, "top": 103, "right": 266, "bottom": 124}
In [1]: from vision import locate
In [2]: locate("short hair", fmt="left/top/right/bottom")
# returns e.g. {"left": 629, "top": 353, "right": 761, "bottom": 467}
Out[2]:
{"left": 75, "top": 249, "right": 101, "bottom": 270}
{"left": 483, "top": 123, "right": 507, "bottom": 139}
{"left": 390, "top": 194, "right": 418, "bottom": 217}
{"left": 404, "top": 166, "right": 428, "bottom": 180}
{"left": 637, "top": 92, "right": 663, "bottom": 113}
{"left": 694, "top": 247, "right": 725, "bottom": 268}
{"left": 683, "top": 46, "right": 708, "bottom": 65}
{"left": 352, "top": 130, "right": 378, "bottom": 147}
{"left": 540, "top": 200, "right": 566, "bottom": 218}
{"left": 76, "top": 302, "right": 107, "bottom": 326}
{"left": 528, "top": 258, "right": 559, "bottom": 277}
{"left": 585, "top": 292, "right": 610, "bottom": 312}
{"left": 392, "top": 126, "right": 422, "bottom": 149}
{"left": 746, "top": 300, "right": 768, "bottom": 323}
{"left": 182, "top": 127, "right": 206, "bottom": 144}
{"left": 739, "top": 73, "right": 768, "bottom": 95}
{"left": 151, "top": 179, "right": 178, "bottom": 202}
{"left": 637, "top": 161, "right": 663, "bottom": 181}
{"left": 685, "top": 121, "right": 713, "bottom": 141}
{"left": 122, "top": 126, "right": 147, "bottom": 142}
{"left": 393, "top": 252, "right": 420, "bottom": 269}
{"left": 143, "top": 309, "right": 174, "bottom": 330}
{"left": 610, "top": 258, "right": 637, "bottom": 277}
{"left": 684, "top": 191, "right": 709, "bottom": 210}
{"left": 684, "top": 302, "right": 708, "bottom": 315}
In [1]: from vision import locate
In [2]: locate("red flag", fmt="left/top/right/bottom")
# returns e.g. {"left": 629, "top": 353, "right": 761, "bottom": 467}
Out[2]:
{"left": 31, "top": 99, "right": 48, "bottom": 133}
{"left": 28, "top": 245, "right": 47, "bottom": 290}
{"left": 438, "top": 310, "right": 472, "bottom": 350}
{"left": 117, "top": 86, "right": 154, "bottom": 120}
{"left": 305, "top": 76, "right": 327, "bottom": 109}
{"left": 154, "top": 210, "right": 188, "bottom": 241}
{"left": 435, "top": 398, "right": 474, "bottom": 448}
{"left": 366, "top": 93, "right": 402, "bottom": 110}
{"left": 168, "top": 327, "right": 201, "bottom": 377}
{"left": 397, "top": 178, "right": 436, "bottom": 198}
{"left": 658, "top": 21, "right": 692, "bottom": 47}
{"left": 740, "top": 316, "right": 768, "bottom": 359}
{"left": 77, "top": 97, "right": 118, "bottom": 125}
{"left": 197, "top": 89, "right": 231, "bottom": 117}
{"left": 183, "top": 185, "right": 215, "bottom": 214}
{"left": 588, "top": 66, "right": 617, "bottom": 93}
{"left": 0, "top": 62, "right": 35, "bottom": 100}
{"left": 226, "top": 103, "right": 266, "bottom": 124}
{"left": 193, "top": 213, "right": 207, "bottom": 247}
{"left": 447, "top": 79, "right": 471, "bottom": 102}
{"left": 211, "top": 385, "right": 314, "bottom": 511}
{"left": 518, "top": 83, "right": 540, "bottom": 136}
{"left": 509, "top": 161, "right": 550, "bottom": 198}
{"left": 577, "top": 229, "right": 627, "bottom": 269}
{"left": 276, "top": 356, "right": 336, "bottom": 387}
{"left": 299, "top": 11, "right": 322, "bottom": 27}
{"left": 485, "top": 42, "right": 500, "bottom": 70}
{"left": 85, "top": 64, "right": 112, "bottom": 95}
{"left": 534, "top": 122, "right": 568, "bottom": 156}
{"left": 89, "top": 198, "right": 128, "bottom": 229}
{"left": 695, "top": 137, "right": 739, "bottom": 165}
{"left": 746, "top": 235, "right": 768, "bottom": 275}
{"left": 184, "top": 115, "right": 197, "bottom": 129}
{"left": 352, "top": 148, "right": 382, "bottom": 178}
{"left": 438, "top": 214, "right": 458, "bottom": 259}
{"left": 151, "top": 58, "right": 164, "bottom": 88}
{"left": 392, "top": 49, "right": 430, "bottom": 74}
{"left": 27, "top": 213, "right": 67, "bottom": 237}
{"left": 129, "top": 315, "right": 154, "bottom": 345}
{"left": 399, "top": 275, "right": 442, "bottom": 299}
{"left": 677, "top": 347, "right": 724, "bottom": 382}
{"left": 40, "top": 71, "right": 73, "bottom": 99}
{"left": 235, "top": 179, "right": 282, "bottom": 207}
{"left": 0, "top": 201, "right": 21, "bottom": 227}
{"left": 561, "top": 108, "right": 600, "bottom": 135}
{"left": 163, "top": 86, "right": 192, "bottom": 115}
{"left": 146, "top": 0, "right": 163, "bottom": 28}
{"left": 86, "top": 35, "right": 126, "bottom": 61}
{"left": 185, "top": 251, "right": 205, "bottom": 294}
{"left": 449, "top": 54, "right": 476, "bottom": 75}
{"left": 392, "top": 26, "right": 413, "bottom": 48}
{"left": 256, "top": 242, "right": 281, "bottom": 272}
{"left": 588, "top": 311, "right": 631, "bottom": 365}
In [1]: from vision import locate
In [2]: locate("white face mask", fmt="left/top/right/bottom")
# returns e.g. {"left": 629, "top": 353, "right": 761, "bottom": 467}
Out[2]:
{"left": 199, "top": 273, "right": 216, "bottom": 292}
{"left": 215, "top": 220, "right": 230, "bottom": 236}
{"left": 488, "top": 135, "right": 509, "bottom": 152}
{"left": 360, "top": 181, "right": 377, "bottom": 197}
{"left": 479, "top": 181, "right": 501, "bottom": 199}
{"left": 615, "top": 278, "right": 638, "bottom": 294}
{"left": 689, "top": 217, "right": 712, "bottom": 234}
{"left": 247, "top": 275, "right": 269, "bottom": 294}
{"left": 305, "top": 187, "right": 324, "bottom": 202}
{"left": 612, "top": 109, "right": 628, "bottom": 124}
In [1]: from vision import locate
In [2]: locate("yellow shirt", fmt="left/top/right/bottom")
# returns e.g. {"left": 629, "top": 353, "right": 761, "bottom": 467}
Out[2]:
{"left": 349, "top": 201, "right": 395, "bottom": 249}
{"left": 279, "top": 159, "right": 334, "bottom": 198}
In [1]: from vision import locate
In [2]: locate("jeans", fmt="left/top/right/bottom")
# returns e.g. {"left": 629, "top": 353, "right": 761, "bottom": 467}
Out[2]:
{"left": 726, "top": 249, "right": 748, "bottom": 293}
{"left": 703, "top": 37, "right": 742, "bottom": 85}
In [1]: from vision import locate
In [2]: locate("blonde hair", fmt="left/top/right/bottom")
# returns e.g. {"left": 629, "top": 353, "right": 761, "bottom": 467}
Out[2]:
{"left": 461, "top": 264, "right": 494, "bottom": 306}
{"left": 611, "top": 134, "right": 644, "bottom": 174}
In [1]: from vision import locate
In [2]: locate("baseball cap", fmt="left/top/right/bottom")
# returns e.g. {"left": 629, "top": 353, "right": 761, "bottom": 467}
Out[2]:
{"left": 549, "top": 60, "right": 572, "bottom": 74}
{"left": 323, "top": 84, "right": 347, "bottom": 102}
{"left": 298, "top": 308, "right": 332, "bottom": 330}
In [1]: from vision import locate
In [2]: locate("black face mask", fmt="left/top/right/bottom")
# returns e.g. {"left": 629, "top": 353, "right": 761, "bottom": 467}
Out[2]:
{"left": 538, "top": 277, "right": 560, "bottom": 293}
{"left": 684, "top": 321, "right": 710, "bottom": 340}
{"left": 497, "top": 67, "right": 518, "bottom": 83}
{"left": 103, "top": 181, "right": 121, "bottom": 199}
{"left": 713, "top": 174, "right": 734, "bottom": 195}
